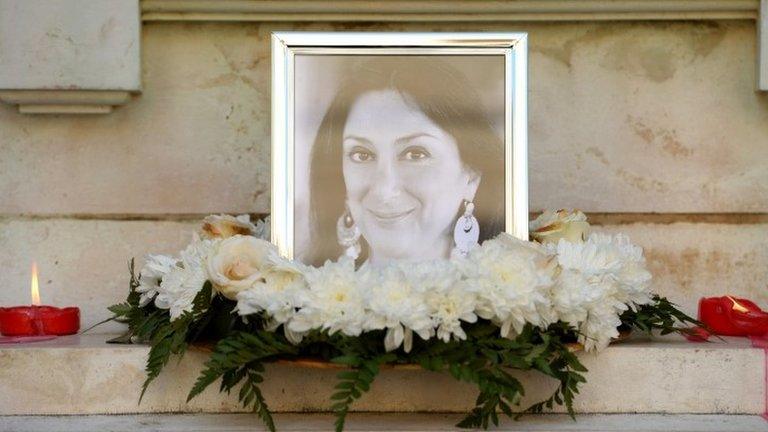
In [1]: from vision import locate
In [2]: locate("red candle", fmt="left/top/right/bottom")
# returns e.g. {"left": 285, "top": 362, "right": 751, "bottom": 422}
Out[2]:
{"left": 0, "top": 262, "right": 80, "bottom": 337}
{"left": 698, "top": 296, "right": 768, "bottom": 337}
{"left": 0, "top": 306, "right": 80, "bottom": 336}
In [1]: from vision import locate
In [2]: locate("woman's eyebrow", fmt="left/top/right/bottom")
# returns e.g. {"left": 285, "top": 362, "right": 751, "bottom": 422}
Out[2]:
{"left": 396, "top": 132, "right": 437, "bottom": 144}
{"left": 342, "top": 135, "right": 373, "bottom": 145}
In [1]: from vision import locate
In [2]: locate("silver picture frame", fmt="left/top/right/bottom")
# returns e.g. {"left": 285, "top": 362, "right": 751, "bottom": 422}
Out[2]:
{"left": 271, "top": 31, "right": 529, "bottom": 260}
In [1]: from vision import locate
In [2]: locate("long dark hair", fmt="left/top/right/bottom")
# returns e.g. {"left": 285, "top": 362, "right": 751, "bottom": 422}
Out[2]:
{"left": 307, "top": 56, "right": 504, "bottom": 266}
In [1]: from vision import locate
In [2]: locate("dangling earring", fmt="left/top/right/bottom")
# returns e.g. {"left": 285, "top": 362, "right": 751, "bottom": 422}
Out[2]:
{"left": 451, "top": 201, "right": 480, "bottom": 259}
{"left": 337, "top": 207, "right": 361, "bottom": 260}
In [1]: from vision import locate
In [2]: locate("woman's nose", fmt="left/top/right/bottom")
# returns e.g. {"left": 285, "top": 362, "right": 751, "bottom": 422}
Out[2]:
{"left": 370, "top": 157, "right": 401, "bottom": 202}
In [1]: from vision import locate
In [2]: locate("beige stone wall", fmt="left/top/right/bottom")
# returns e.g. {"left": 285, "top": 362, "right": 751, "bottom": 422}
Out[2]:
{"left": 1, "top": 21, "right": 767, "bottom": 330}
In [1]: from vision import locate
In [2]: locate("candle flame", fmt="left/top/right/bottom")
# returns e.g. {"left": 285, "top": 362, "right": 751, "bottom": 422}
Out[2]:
{"left": 31, "top": 262, "right": 41, "bottom": 306}
{"left": 727, "top": 296, "right": 749, "bottom": 313}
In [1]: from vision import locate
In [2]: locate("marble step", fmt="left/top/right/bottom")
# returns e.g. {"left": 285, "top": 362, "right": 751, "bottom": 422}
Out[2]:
{"left": 0, "top": 334, "right": 763, "bottom": 416}
{"left": 0, "top": 414, "right": 766, "bottom": 432}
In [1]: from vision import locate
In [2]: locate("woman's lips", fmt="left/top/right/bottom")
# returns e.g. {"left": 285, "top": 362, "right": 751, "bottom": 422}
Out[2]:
{"left": 367, "top": 208, "right": 415, "bottom": 225}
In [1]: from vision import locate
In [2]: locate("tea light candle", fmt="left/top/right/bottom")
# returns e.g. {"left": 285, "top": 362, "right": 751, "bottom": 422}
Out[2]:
{"left": 0, "top": 262, "right": 80, "bottom": 338}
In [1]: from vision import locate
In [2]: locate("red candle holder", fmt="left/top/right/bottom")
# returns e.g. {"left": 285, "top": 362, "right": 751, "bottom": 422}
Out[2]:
{"left": 698, "top": 296, "right": 768, "bottom": 337}
{"left": 0, "top": 305, "right": 80, "bottom": 336}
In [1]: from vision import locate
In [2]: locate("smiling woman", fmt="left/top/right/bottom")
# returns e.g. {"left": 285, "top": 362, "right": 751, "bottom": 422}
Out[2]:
{"left": 298, "top": 56, "right": 506, "bottom": 266}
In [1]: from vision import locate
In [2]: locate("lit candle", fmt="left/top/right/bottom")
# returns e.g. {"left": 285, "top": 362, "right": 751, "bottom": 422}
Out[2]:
{"left": 0, "top": 262, "right": 80, "bottom": 339}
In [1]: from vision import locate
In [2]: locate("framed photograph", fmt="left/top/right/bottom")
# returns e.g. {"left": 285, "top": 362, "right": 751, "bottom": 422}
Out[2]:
{"left": 272, "top": 32, "right": 528, "bottom": 266}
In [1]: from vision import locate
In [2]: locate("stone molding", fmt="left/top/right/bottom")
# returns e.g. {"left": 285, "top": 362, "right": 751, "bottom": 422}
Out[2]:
{"left": 0, "top": 90, "right": 133, "bottom": 114}
{"left": 141, "top": 0, "right": 759, "bottom": 21}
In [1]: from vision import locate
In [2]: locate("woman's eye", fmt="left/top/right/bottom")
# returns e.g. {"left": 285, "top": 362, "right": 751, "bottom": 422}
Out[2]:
{"left": 348, "top": 149, "right": 375, "bottom": 163}
{"left": 401, "top": 147, "right": 431, "bottom": 161}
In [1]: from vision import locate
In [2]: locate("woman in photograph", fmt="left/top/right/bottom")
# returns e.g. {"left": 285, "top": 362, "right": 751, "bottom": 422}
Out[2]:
{"left": 308, "top": 57, "right": 504, "bottom": 266}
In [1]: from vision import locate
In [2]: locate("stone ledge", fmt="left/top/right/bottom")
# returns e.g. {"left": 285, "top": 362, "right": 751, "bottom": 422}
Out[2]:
{"left": 0, "top": 334, "right": 762, "bottom": 415}
{"left": 0, "top": 90, "right": 134, "bottom": 115}
{"left": 1, "top": 413, "right": 767, "bottom": 432}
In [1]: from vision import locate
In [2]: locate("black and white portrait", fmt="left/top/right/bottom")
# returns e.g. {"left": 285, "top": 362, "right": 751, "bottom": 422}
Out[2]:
{"left": 293, "top": 54, "right": 506, "bottom": 266}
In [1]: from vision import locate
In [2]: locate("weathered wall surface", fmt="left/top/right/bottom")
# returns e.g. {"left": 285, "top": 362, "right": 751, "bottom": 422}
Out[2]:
{"left": 1, "top": 21, "right": 766, "bottom": 330}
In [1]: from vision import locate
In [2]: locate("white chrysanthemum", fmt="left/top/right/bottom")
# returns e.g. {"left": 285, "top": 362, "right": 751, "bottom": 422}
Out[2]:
{"left": 288, "top": 258, "right": 367, "bottom": 337}
{"left": 552, "top": 233, "right": 653, "bottom": 351}
{"left": 579, "top": 300, "right": 625, "bottom": 352}
{"left": 428, "top": 286, "right": 478, "bottom": 342}
{"left": 462, "top": 234, "right": 555, "bottom": 337}
{"left": 401, "top": 260, "right": 477, "bottom": 343}
{"left": 236, "top": 254, "right": 306, "bottom": 331}
{"left": 154, "top": 237, "right": 216, "bottom": 320}
{"left": 556, "top": 235, "right": 619, "bottom": 276}
{"left": 360, "top": 263, "right": 434, "bottom": 352}
{"left": 555, "top": 233, "right": 652, "bottom": 305}
{"left": 551, "top": 269, "right": 597, "bottom": 324}
{"left": 136, "top": 254, "right": 178, "bottom": 307}
{"left": 554, "top": 269, "right": 625, "bottom": 351}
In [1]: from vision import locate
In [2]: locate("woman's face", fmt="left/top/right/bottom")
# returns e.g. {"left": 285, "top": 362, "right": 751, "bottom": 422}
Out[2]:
{"left": 342, "top": 89, "right": 480, "bottom": 263}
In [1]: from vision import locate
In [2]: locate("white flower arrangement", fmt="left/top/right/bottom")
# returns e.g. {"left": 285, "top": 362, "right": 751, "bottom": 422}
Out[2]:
{"left": 137, "top": 211, "right": 654, "bottom": 352}
{"left": 138, "top": 237, "right": 214, "bottom": 320}
{"left": 115, "top": 210, "right": 703, "bottom": 432}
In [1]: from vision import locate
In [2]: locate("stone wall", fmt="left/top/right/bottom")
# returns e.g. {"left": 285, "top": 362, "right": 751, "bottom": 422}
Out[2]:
{"left": 1, "top": 21, "right": 766, "bottom": 332}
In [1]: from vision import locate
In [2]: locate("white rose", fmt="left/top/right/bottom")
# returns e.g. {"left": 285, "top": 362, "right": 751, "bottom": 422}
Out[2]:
{"left": 530, "top": 209, "right": 589, "bottom": 244}
{"left": 206, "top": 235, "right": 275, "bottom": 300}
{"left": 201, "top": 214, "right": 257, "bottom": 240}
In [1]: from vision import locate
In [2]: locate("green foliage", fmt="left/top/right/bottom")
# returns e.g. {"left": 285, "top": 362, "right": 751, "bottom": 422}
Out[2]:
{"left": 140, "top": 282, "right": 214, "bottom": 401}
{"left": 240, "top": 365, "right": 274, "bottom": 432}
{"left": 522, "top": 346, "right": 586, "bottom": 420}
{"left": 330, "top": 354, "right": 394, "bottom": 432}
{"left": 410, "top": 323, "right": 586, "bottom": 428}
{"left": 104, "top": 260, "right": 166, "bottom": 343}
{"left": 186, "top": 331, "right": 297, "bottom": 432}
{"left": 621, "top": 295, "right": 703, "bottom": 337}
{"left": 103, "top": 262, "right": 700, "bottom": 431}
{"left": 188, "top": 330, "right": 297, "bottom": 401}
{"left": 200, "top": 359, "right": 275, "bottom": 431}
